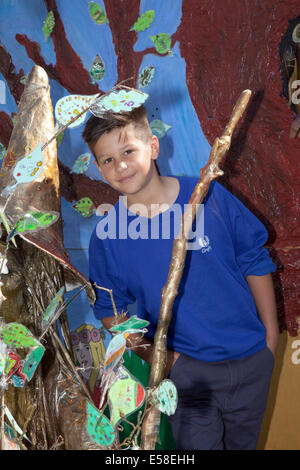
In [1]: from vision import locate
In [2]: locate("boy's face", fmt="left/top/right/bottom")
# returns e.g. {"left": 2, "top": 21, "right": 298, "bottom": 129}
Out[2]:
{"left": 93, "top": 123, "right": 159, "bottom": 196}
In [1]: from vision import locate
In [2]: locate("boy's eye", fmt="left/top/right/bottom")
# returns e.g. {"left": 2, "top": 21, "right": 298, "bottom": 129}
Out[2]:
{"left": 124, "top": 149, "right": 133, "bottom": 156}
{"left": 103, "top": 157, "right": 113, "bottom": 165}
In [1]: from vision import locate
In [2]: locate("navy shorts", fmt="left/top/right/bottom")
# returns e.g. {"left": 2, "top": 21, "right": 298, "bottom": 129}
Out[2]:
{"left": 167, "top": 346, "right": 274, "bottom": 450}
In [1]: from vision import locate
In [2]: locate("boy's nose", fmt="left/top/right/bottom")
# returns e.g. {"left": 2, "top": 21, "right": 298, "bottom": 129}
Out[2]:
{"left": 116, "top": 160, "right": 128, "bottom": 172}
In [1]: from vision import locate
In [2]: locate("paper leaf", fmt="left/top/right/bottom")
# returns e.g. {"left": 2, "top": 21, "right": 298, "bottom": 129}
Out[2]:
{"left": 89, "top": 2, "right": 108, "bottom": 25}
{"left": 22, "top": 346, "right": 45, "bottom": 382}
{"left": 97, "top": 89, "right": 149, "bottom": 113}
{"left": 8, "top": 211, "right": 59, "bottom": 241}
{"left": 150, "top": 119, "right": 171, "bottom": 139}
{"left": 72, "top": 197, "right": 96, "bottom": 218}
{"left": 4, "top": 350, "right": 21, "bottom": 378}
{"left": 1, "top": 323, "right": 39, "bottom": 349}
{"left": 86, "top": 401, "right": 115, "bottom": 447}
{"left": 55, "top": 94, "right": 98, "bottom": 129}
{"left": 154, "top": 379, "right": 178, "bottom": 416}
{"left": 90, "top": 54, "right": 105, "bottom": 84}
{"left": 150, "top": 33, "right": 171, "bottom": 54}
{"left": 70, "top": 153, "right": 91, "bottom": 174}
{"left": 138, "top": 65, "right": 155, "bottom": 88}
{"left": 42, "top": 11, "right": 55, "bottom": 39}
{"left": 108, "top": 368, "right": 145, "bottom": 426}
{"left": 42, "top": 286, "right": 65, "bottom": 330}
{"left": 2, "top": 144, "right": 44, "bottom": 197}
{"left": 130, "top": 10, "right": 155, "bottom": 32}
{"left": 109, "top": 315, "right": 149, "bottom": 333}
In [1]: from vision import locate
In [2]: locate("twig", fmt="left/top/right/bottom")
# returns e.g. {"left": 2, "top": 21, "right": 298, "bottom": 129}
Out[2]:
{"left": 93, "top": 282, "right": 118, "bottom": 317}
{"left": 0, "top": 387, "right": 5, "bottom": 450}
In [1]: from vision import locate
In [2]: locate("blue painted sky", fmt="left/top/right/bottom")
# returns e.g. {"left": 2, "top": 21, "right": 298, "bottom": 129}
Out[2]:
{"left": 0, "top": 0, "right": 211, "bottom": 335}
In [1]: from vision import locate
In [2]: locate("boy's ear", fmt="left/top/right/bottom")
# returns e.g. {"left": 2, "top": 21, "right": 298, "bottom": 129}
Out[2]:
{"left": 150, "top": 135, "right": 159, "bottom": 161}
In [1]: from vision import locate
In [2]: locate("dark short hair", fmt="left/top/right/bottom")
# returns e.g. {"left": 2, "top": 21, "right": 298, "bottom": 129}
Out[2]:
{"left": 82, "top": 105, "right": 152, "bottom": 157}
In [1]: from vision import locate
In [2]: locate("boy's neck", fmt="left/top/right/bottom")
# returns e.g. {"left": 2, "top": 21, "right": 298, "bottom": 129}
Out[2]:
{"left": 124, "top": 172, "right": 180, "bottom": 218}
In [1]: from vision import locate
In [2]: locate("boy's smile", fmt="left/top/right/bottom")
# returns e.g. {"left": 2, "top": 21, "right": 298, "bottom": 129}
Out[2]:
{"left": 93, "top": 123, "right": 159, "bottom": 200}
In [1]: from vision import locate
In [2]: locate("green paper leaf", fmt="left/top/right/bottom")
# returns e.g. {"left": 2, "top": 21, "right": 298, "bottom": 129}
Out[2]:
{"left": 150, "top": 33, "right": 171, "bottom": 54}
{"left": 130, "top": 10, "right": 155, "bottom": 32}
{"left": 1, "top": 323, "right": 39, "bottom": 349}
{"left": 89, "top": 2, "right": 108, "bottom": 25}
{"left": 86, "top": 401, "right": 115, "bottom": 447}
{"left": 150, "top": 119, "right": 171, "bottom": 139}
{"left": 42, "top": 11, "right": 55, "bottom": 39}
{"left": 109, "top": 315, "right": 149, "bottom": 333}
{"left": 72, "top": 197, "right": 96, "bottom": 218}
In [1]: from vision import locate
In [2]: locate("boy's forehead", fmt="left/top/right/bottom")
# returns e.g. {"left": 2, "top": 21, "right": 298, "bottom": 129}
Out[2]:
{"left": 95, "top": 123, "right": 141, "bottom": 155}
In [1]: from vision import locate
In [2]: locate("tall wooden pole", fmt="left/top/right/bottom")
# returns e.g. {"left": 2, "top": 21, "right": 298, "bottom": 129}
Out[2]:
{"left": 140, "top": 90, "right": 252, "bottom": 450}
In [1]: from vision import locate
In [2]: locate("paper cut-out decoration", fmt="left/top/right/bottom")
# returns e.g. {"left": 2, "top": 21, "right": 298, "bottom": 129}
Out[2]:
{"left": 89, "top": 2, "right": 108, "bottom": 25}
{"left": 93, "top": 89, "right": 149, "bottom": 114}
{"left": 5, "top": 406, "right": 30, "bottom": 442}
{"left": 42, "top": 286, "right": 65, "bottom": 330}
{"left": 102, "top": 333, "right": 128, "bottom": 380}
{"left": 150, "top": 119, "right": 172, "bottom": 139}
{"left": 0, "top": 341, "right": 6, "bottom": 376}
{"left": 3, "top": 423, "right": 21, "bottom": 450}
{"left": 57, "top": 131, "right": 64, "bottom": 146}
{"left": 109, "top": 315, "right": 150, "bottom": 334}
{"left": 0, "top": 143, "right": 6, "bottom": 164}
{"left": 55, "top": 94, "right": 98, "bottom": 129}
{"left": 86, "top": 401, "right": 115, "bottom": 447}
{"left": 4, "top": 350, "right": 21, "bottom": 380}
{"left": 22, "top": 346, "right": 45, "bottom": 382}
{"left": 130, "top": 10, "right": 155, "bottom": 32}
{"left": 70, "top": 153, "right": 91, "bottom": 174}
{"left": 90, "top": 54, "right": 105, "bottom": 84}
{"left": 292, "top": 23, "right": 300, "bottom": 43}
{"left": 153, "top": 379, "right": 178, "bottom": 416}
{"left": 20, "top": 75, "right": 28, "bottom": 85}
{"left": 7, "top": 211, "right": 59, "bottom": 242}
{"left": 42, "top": 11, "right": 55, "bottom": 39}
{"left": 1, "top": 144, "right": 44, "bottom": 197}
{"left": 1, "top": 323, "right": 40, "bottom": 349}
{"left": 150, "top": 33, "right": 172, "bottom": 55}
{"left": 72, "top": 197, "right": 96, "bottom": 218}
{"left": 108, "top": 367, "right": 145, "bottom": 426}
{"left": 138, "top": 65, "right": 155, "bottom": 88}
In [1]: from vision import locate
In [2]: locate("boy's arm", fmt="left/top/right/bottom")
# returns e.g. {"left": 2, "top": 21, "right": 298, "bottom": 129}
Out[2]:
{"left": 101, "top": 316, "right": 180, "bottom": 377}
{"left": 246, "top": 273, "right": 279, "bottom": 355}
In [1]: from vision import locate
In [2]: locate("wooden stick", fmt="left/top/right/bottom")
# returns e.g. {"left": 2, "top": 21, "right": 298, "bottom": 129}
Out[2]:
{"left": 0, "top": 387, "right": 5, "bottom": 450}
{"left": 140, "top": 89, "right": 252, "bottom": 450}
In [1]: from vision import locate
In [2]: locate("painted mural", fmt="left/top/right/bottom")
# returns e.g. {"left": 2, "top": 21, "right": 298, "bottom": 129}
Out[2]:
{"left": 0, "top": 0, "right": 299, "bottom": 450}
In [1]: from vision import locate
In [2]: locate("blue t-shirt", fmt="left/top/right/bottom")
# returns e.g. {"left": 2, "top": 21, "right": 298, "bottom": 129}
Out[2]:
{"left": 89, "top": 176, "right": 276, "bottom": 362}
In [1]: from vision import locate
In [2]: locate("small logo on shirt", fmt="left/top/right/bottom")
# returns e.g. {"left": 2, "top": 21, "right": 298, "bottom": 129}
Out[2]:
{"left": 198, "top": 235, "right": 212, "bottom": 253}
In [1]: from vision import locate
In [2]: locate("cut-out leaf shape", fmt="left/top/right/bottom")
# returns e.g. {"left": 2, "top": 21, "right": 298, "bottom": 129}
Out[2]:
{"left": 70, "top": 153, "right": 91, "bottom": 174}
{"left": 154, "top": 379, "right": 178, "bottom": 416}
{"left": 90, "top": 54, "right": 105, "bottom": 84}
{"left": 7, "top": 211, "right": 59, "bottom": 242}
{"left": 130, "top": 10, "right": 155, "bottom": 32}
{"left": 0, "top": 143, "right": 6, "bottom": 164}
{"left": 89, "top": 1, "right": 108, "bottom": 25}
{"left": 138, "top": 65, "right": 155, "bottom": 88}
{"left": 96, "top": 89, "right": 149, "bottom": 113}
{"left": 1, "top": 144, "right": 44, "bottom": 197}
{"left": 292, "top": 23, "right": 300, "bottom": 43}
{"left": 109, "top": 315, "right": 149, "bottom": 334}
{"left": 42, "top": 286, "right": 65, "bottom": 330}
{"left": 108, "top": 367, "right": 145, "bottom": 426}
{"left": 4, "top": 351, "right": 21, "bottom": 378}
{"left": 22, "top": 346, "right": 45, "bottom": 382}
{"left": 42, "top": 11, "right": 55, "bottom": 39}
{"left": 86, "top": 401, "right": 115, "bottom": 447}
{"left": 150, "top": 33, "right": 171, "bottom": 54}
{"left": 72, "top": 197, "right": 96, "bottom": 218}
{"left": 1, "top": 323, "right": 40, "bottom": 349}
{"left": 150, "top": 119, "right": 171, "bottom": 139}
{"left": 55, "top": 94, "right": 98, "bottom": 129}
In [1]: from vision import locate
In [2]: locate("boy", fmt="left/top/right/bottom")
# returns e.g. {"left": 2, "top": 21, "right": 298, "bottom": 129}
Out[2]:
{"left": 82, "top": 105, "right": 279, "bottom": 450}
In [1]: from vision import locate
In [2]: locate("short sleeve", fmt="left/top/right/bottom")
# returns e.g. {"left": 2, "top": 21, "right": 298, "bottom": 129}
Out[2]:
{"left": 89, "top": 227, "right": 136, "bottom": 320}
{"left": 213, "top": 182, "right": 277, "bottom": 277}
